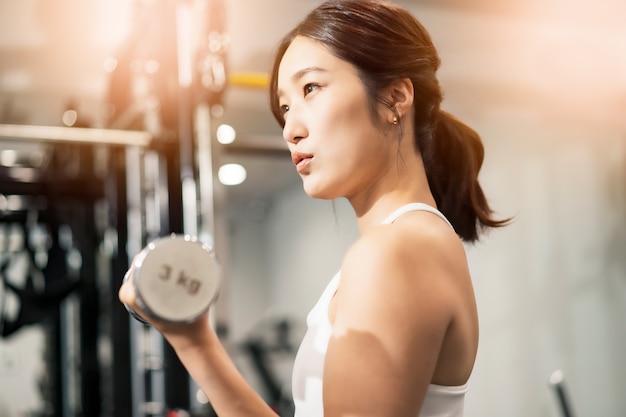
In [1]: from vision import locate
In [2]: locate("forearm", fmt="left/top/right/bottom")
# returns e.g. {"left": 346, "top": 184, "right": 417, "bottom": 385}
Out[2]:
{"left": 118, "top": 266, "right": 276, "bottom": 416}
{"left": 164, "top": 323, "right": 279, "bottom": 417}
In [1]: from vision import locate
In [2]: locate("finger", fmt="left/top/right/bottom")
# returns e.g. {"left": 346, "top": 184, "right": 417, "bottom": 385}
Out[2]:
{"left": 119, "top": 270, "right": 152, "bottom": 325}
{"left": 118, "top": 269, "right": 136, "bottom": 305}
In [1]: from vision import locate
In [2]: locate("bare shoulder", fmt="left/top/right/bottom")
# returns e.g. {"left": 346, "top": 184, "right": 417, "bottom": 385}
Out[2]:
{"left": 334, "top": 211, "right": 472, "bottom": 336}
{"left": 341, "top": 211, "right": 468, "bottom": 297}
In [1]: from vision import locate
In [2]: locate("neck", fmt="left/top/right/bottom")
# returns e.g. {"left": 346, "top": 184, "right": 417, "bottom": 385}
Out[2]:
{"left": 350, "top": 156, "right": 435, "bottom": 235}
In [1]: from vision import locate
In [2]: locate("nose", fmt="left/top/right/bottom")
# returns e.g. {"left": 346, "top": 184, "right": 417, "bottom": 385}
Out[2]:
{"left": 282, "top": 114, "right": 308, "bottom": 144}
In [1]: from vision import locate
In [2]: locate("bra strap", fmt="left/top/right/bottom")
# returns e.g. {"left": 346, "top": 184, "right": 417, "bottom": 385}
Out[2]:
{"left": 381, "top": 203, "right": 454, "bottom": 230}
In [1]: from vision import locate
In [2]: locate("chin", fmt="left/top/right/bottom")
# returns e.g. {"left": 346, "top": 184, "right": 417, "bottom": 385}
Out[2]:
{"left": 302, "top": 180, "right": 338, "bottom": 200}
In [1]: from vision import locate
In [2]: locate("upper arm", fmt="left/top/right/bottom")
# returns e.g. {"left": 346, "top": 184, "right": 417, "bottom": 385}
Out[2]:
{"left": 323, "top": 229, "right": 457, "bottom": 417}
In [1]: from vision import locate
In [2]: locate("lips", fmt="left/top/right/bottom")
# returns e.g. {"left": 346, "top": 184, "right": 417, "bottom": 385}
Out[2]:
{"left": 291, "top": 151, "right": 313, "bottom": 172}
{"left": 292, "top": 152, "right": 313, "bottom": 166}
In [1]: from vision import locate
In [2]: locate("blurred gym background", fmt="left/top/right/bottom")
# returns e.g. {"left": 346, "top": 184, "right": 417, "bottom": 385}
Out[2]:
{"left": 0, "top": 0, "right": 624, "bottom": 416}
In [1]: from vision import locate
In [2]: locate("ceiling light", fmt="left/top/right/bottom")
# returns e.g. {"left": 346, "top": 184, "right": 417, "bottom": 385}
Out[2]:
{"left": 216, "top": 124, "right": 236, "bottom": 144}
{"left": 211, "top": 104, "right": 224, "bottom": 118}
{"left": 0, "top": 150, "right": 17, "bottom": 166}
{"left": 62, "top": 110, "right": 78, "bottom": 127}
{"left": 218, "top": 163, "right": 246, "bottom": 186}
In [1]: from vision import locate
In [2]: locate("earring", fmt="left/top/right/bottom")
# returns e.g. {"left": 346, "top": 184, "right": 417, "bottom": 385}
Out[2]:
{"left": 385, "top": 101, "right": 400, "bottom": 125}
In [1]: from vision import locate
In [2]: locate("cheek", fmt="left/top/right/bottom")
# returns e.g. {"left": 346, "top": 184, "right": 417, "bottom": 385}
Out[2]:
{"left": 323, "top": 94, "right": 375, "bottom": 141}
{"left": 313, "top": 85, "right": 385, "bottom": 165}
{"left": 331, "top": 105, "right": 386, "bottom": 159}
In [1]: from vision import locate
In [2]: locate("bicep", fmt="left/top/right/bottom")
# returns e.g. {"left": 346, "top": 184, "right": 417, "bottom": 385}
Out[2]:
{"left": 322, "top": 239, "right": 453, "bottom": 417}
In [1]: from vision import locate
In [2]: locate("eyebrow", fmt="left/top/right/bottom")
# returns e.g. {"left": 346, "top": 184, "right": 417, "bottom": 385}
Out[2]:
{"left": 292, "top": 66, "right": 327, "bottom": 82}
{"left": 277, "top": 66, "right": 328, "bottom": 98}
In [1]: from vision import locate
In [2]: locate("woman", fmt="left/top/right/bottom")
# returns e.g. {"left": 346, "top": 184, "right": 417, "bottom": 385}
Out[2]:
{"left": 119, "top": 1, "right": 509, "bottom": 416}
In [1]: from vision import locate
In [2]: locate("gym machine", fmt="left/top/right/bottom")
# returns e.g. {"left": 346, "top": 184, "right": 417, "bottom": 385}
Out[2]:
{"left": 0, "top": 0, "right": 238, "bottom": 414}
{"left": 0, "top": 100, "right": 217, "bottom": 417}
{"left": 0, "top": 126, "right": 152, "bottom": 416}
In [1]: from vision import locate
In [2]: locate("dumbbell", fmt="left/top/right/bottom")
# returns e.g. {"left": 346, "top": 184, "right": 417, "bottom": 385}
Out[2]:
{"left": 123, "top": 234, "right": 221, "bottom": 324}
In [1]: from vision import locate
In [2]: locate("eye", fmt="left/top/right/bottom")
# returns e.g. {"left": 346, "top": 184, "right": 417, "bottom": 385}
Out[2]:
{"left": 303, "top": 83, "right": 320, "bottom": 96}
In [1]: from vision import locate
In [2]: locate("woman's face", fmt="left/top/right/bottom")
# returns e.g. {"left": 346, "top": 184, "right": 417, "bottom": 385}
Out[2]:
{"left": 276, "top": 36, "right": 395, "bottom": 201}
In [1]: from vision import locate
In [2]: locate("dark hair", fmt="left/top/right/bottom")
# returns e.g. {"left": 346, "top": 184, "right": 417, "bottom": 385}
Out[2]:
{"left": 269, "top": 0, "right": 509, "bottom": 242}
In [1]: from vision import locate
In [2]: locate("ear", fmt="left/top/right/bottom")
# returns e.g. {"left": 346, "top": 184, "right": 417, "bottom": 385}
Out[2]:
{"left": 383, "top": 78, "right": 414, "bottom": 123}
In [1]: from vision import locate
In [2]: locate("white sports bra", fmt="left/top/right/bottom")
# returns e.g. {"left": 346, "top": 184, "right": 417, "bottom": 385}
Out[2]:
{"left": 291, "top": 203, "right": 468, "bottom": 417}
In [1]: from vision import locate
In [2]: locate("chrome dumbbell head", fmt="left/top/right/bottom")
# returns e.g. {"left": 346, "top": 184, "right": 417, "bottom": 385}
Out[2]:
{"left": 123, "top": 234, "right": 221, "bottom": 323}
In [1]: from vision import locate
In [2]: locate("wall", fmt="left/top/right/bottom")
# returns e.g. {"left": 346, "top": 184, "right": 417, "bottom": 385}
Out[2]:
{"left": 227, "top": 114, "right": 626, "bottom": 416}
{"left": 464, "top": 117, "right": 626, "bottom": 416}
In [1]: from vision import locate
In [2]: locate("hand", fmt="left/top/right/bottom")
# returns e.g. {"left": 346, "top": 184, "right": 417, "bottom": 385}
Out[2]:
{"left": 118, "top": 264, "right": 151, "bottom": 324}
{"left": 118, "top": 263, "right": 214, "bottom": 351}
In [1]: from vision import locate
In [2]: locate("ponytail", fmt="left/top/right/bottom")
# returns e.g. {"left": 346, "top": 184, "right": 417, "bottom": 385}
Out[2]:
{"left": 425, "top": 110, "right": 510, "bottom": 242}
